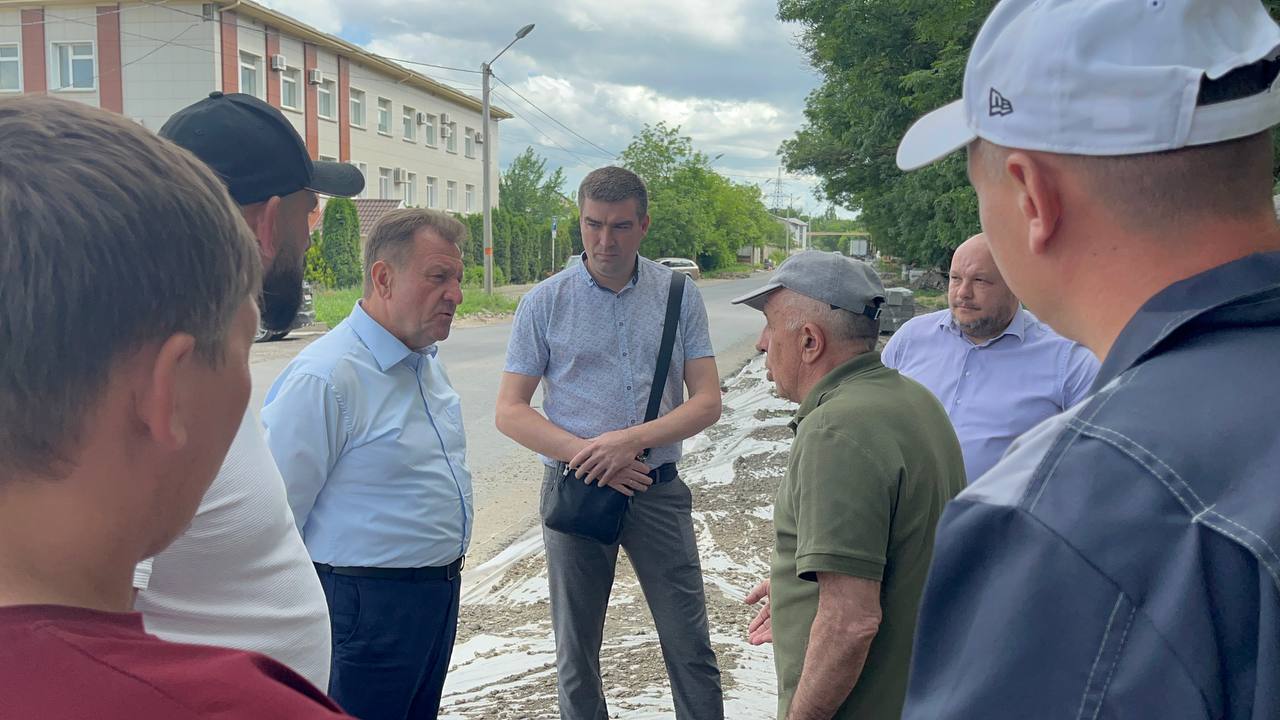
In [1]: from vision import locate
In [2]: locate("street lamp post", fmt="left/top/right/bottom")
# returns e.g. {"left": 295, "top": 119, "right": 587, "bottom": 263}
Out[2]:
{"left": 482, "top": 23, "right": 535, "bottom": 295}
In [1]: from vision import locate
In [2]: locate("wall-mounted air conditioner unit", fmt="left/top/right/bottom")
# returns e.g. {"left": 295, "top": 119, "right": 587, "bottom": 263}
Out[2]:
{"left": 393, "top": 168, "right": 406, "bottom": 184}
{"left": 474, "top": 132, "right": 484, "bottom": 145}
{"left": 270, "top": 54, "right": 287, "bottom": 72}
{"left": 438, "top": 112, "right": 451, "bottom": 125}
{"left": 307, "top": 69, "right": 323, "bottom": 85}
{"left": 416, "top": 112, "right": 426, "bottom": 126}
{"left": 440, "top": 125, "right": 452, "bottom": 138}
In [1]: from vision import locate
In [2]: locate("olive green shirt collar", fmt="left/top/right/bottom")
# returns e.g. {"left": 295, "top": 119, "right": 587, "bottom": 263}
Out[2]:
{"left": 790, "top": 351, "right": 885, "bottom": 431}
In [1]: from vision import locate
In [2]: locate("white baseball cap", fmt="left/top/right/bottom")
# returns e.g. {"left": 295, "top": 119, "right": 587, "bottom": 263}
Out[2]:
{"left": 897, "top": 0, "right": 1280, "bottom": 171}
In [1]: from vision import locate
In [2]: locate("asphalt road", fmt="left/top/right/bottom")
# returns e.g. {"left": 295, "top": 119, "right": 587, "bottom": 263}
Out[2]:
{"left": 248, "top": 272, "right": 774, "bottom": 557}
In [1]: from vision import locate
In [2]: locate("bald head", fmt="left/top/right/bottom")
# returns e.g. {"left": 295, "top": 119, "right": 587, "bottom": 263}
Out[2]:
{"left": 947, "top": 233, "right": 1020, "bottom": 342}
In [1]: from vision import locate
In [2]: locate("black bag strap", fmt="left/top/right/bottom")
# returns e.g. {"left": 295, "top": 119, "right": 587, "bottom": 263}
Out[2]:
{"left": 644, "top": 270, "right": 687, "bottom": 427}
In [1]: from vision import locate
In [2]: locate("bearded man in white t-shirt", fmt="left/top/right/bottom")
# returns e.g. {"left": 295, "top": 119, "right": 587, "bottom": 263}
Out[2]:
{"left": 129, "top": 92, "right": 364, "bottom": 688}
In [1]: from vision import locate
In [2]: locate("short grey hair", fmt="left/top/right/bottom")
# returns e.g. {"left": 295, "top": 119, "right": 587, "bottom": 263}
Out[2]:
{"left": 779, "top": 291, "right": 879, "bottom": 353}
{"left": 363, "top": 208, "right": 467, "bottom": 295}
{"left": 0, "top": 96, "right": 261, "bottom": 480}
{"left": 578, "top": 166, "right": 648, "bottom": 219}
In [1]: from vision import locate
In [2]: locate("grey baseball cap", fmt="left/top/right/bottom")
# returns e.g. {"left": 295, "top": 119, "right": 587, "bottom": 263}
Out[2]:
{"left": 731, "top": 251, "right": 885, "bottom": 319}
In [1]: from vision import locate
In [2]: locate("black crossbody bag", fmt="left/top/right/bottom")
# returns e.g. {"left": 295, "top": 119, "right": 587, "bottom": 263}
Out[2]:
{"left": 542, "top": 270, "right": 686, "bottom": 544}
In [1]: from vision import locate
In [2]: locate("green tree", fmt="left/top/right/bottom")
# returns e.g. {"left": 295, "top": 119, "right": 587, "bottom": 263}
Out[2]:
{"left": 320, "top": 197, "right": 362, "bottom": 288}
{"left": 620, "top": 123, "right": 776, "bottom": 269}
{"left": 304, "top": 230, "right": 335, "bottom": 288}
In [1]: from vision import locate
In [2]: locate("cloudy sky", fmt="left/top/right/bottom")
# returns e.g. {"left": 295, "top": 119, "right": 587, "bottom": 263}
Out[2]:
{"left": 261, "top": 0, "right": 833, "bottom": 215}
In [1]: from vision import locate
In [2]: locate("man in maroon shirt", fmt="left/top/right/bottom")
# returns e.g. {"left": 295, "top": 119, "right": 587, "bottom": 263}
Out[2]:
{"left": 0, "top": 96, "right": 349, "bottom": 718}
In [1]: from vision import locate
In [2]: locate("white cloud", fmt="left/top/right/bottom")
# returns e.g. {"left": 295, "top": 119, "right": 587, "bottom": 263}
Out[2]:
{"left": 259, "top": 0, "right": 831, "bottom": 210}
{"left": 260, "top": 0, "right": 345, "bottom": 35}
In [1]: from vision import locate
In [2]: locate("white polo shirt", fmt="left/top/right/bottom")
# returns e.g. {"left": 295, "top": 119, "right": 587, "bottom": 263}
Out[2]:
{"left": 133, "top": 409, "right": 331, "bottom": 689}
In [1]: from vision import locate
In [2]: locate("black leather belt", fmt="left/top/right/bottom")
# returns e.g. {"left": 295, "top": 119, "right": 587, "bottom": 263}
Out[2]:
{"left": 314, "top": 556, "right": 464, "bottom": 582}
{"left": 648, "top": 462, "right": 678, "bottom": 484}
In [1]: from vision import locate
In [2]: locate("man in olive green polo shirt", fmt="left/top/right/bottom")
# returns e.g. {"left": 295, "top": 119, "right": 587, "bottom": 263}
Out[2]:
{"left": 732, "top": 251, "right": 966, "bottom": 720}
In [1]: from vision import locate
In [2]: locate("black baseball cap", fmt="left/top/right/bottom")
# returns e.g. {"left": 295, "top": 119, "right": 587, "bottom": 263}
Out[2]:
{"left": 160, "top": 91, "right": 364, "bottom": 205}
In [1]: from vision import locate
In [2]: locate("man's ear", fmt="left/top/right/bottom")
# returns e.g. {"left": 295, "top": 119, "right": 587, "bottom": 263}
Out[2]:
{"left": 369, "top": 259, "right": 394, "bottom": 298}
{"left": 800, "top": 322, "right": 826, "bottom": 364}
{"left": 639, "top": 214, "right": 651, "bottom": 236}
{"left": 245, "top": 196, "right": 283, "bottom": 265}
{"left": 1005, "top": 152, "right": 1062, "bottom": 256}
{"left": 134, "top": 333, "right": 198, "bottom": 451}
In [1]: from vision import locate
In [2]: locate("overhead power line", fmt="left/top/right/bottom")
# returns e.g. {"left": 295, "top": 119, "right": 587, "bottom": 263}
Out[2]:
{"left": 491, "top": 73, "right": 618, "bottom": 159}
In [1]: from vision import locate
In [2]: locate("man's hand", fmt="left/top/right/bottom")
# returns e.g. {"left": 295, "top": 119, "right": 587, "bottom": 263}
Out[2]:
{"left": 746, "top": 578, "right": 773, "bottom": 645}
{"left": 569, "top": 429, "right": 647, "bottom": 485}
{"left": 595, "top": 461, "right": 655, "bottom": 497}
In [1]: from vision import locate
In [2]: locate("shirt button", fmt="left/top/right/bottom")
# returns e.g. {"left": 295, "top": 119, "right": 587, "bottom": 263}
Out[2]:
{"left": 626, "top": 385, "right": 632, "bottom": 390}
{"left": 622, "top": 351, "right": 628, "bottom": 357}
{"left": 618, "top": 322, "right": 624, "bottom": 327}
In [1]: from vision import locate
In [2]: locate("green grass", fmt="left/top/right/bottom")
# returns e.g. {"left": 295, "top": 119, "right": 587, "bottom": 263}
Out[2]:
{"left": 913, "top": 288, "right": 949, "bottom": 311}
{"left": 313, "top": 287, "right": 519, "bottom": 328}
{"left": 704, "top": 263, "right": 758, "bottom": 279}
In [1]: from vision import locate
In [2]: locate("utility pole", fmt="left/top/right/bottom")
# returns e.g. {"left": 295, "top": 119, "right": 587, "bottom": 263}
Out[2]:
{"left": 481, "top": 63, "right": 493, "bottom": 294}
{"left": 481, "top": 24, "right": 535, "bottom": 294}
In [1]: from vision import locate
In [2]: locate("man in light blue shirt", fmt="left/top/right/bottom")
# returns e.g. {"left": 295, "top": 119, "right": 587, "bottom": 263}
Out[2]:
{"left": 882, "top": 234, "right": 1098, "bottom": 481}
{"left": 263, "top": 209, "right": 471, "bottom": 720}
{"left": 496, "top": 167, "right": 724, "bottom": 720}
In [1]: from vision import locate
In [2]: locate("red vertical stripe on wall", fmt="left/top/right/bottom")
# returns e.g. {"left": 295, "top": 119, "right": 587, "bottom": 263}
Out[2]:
{"left": 220, "top": 10, "right": 238, "bottom": 93}
{"left": 265, "top": 27, "right": 280, "bottom": 108}
{"left": 303, "top": 43, "right": 318, "bottom": 159}
{"left": 20, "top": 9, "right": 46, "bottom": 94}
{"left": 96, "top": 6, "right": 123, "bottom": 112}
{"left": 337, "top": 57, "right": 350, "bottom": 162}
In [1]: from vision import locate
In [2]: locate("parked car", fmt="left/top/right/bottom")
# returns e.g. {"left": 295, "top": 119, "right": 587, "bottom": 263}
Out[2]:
{"left": 255, "top": 281, "right": 316, "bottom": 342}
{"left": 655, "top": 257, "right": 702, "bottom": 280}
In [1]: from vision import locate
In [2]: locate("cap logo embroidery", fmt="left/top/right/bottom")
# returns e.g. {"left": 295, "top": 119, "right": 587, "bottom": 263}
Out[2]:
{"left": 988, "top": 88, "right": 1014, "bottom": 117}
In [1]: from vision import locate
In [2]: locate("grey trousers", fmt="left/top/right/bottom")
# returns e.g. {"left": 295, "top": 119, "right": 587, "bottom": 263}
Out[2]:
{"left": 540, "top": 463, "right": 724, "bottom": 720}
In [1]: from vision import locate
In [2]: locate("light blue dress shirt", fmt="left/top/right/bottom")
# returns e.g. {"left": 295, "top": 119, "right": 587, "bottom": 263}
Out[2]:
{"left": 882, "top": 308, "right": 1098, "bottom": 482}
{"left": 262, "top": 301, "right": 472, "bottom": 568}
{"left": 504, "top": 254, "right": 715, "bottom": 468}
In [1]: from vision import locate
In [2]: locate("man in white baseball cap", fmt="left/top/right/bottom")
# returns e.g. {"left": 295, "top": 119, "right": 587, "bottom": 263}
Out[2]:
{"left": 895, "top": 1, "right": 1280, "bottom": 718}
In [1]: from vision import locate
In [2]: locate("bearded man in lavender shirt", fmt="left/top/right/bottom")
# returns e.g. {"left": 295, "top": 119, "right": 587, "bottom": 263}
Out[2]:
{"left": 881, "top": 233, "right": 1098, "bottom": 481}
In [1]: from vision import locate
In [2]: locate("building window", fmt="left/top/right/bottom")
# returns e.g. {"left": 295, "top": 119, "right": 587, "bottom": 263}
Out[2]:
{"left": 53, "top": 42, "right": 96, "bottom": 91}
{"left": 445, "top": 122, "right": 458, "bottom": 153}
{"left": 239, "top": 51, "right": 260, "bottom": 98}
{"left": 0, "top": 45, "right": 21, "bottom": 92}
{"left": 402, "top": 106, "right": 416, "bottom": 142}
{"left": 464, "top": 128, "right": 476, "bottom": 159}
{"left": 377, "top": 97, "right": 391, "bottom": 135}
{"left": 280, "top": 67, "right": 300, "bottom": 110}
{"left": 404, "top": 172, "right": 417, "bottom": 205}
{"left": 426, "top": 176, "right": 437, "bottom": 208}
{"left": 424, "top": 114, "right": 437, "bottom": 146}
{"left": 349, "top": 88, "right": 365, "bottom": 128}
{"left": 465, "top": 184, "right": 475, "bottom": 213}
{"left": 446, "top": 180, "right": 457, "bottom": 211}
{"left": 355, "top": 162, "right": 368, "bottom": 198}
{"left": 378, "top": 167, "right": 393, "bottom": 200}
{"left": 318, "top": 78, "right": 336, "bottom": 120}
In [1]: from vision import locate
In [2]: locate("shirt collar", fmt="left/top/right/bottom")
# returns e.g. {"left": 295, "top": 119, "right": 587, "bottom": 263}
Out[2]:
{"left": 578, "top": 252, "right": 642, "bottom": 292}
{"left": 347, "top": 301, "right": 437, "bottom": 373}
{"left": 939, "top": 306, "right": 1028, "bottom": 346}
{"left": 1094, "top": 251, "right": 1280, "bottom": 391}
{"left": 791, "top": 351, "right": 885, "bottom": 430}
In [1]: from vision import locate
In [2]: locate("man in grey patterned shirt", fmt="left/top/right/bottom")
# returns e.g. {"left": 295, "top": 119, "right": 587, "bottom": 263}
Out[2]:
{"left": 497, "top": 166, "right": 724, "bottom": 720}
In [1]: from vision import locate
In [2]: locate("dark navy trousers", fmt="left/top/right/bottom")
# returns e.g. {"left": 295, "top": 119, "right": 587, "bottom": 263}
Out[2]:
{"left": 317, "top": 571, "right": 461, "bottom": 720}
